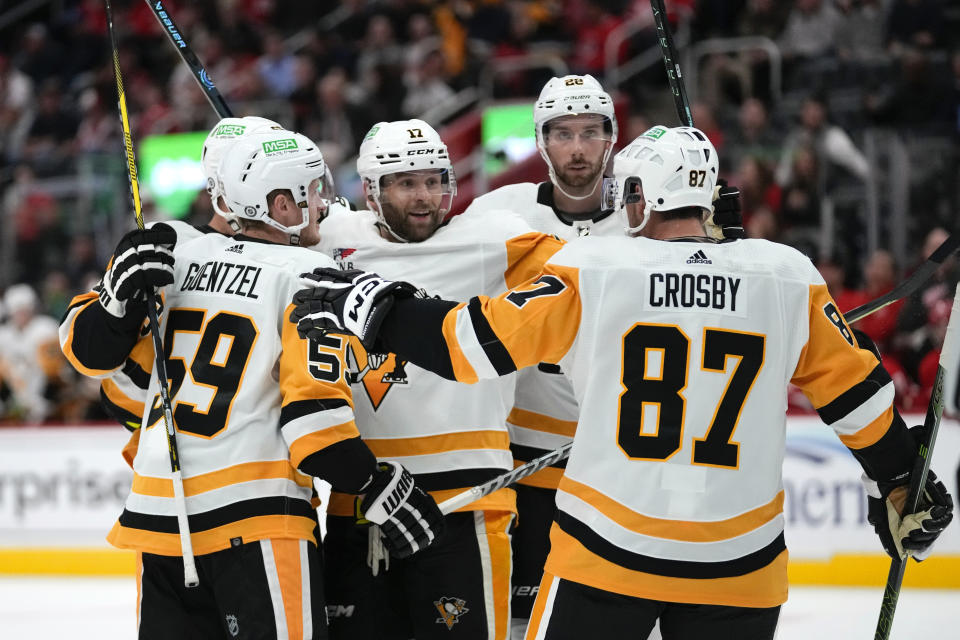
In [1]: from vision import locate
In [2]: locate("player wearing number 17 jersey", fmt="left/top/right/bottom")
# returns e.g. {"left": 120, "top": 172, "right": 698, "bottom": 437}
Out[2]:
{"left": 292, "top": 126, "right": 952, "bottom": 639}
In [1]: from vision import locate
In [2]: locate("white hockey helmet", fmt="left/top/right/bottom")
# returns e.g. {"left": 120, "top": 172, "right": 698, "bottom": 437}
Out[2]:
{"left": 607, "top": 125, "right": 718, "bottom": 235}
{"left": 202, "top": 116, "right": 284, "bottom": 202}
{"left": 217, "top": 130, "right": 333, "bottom": 244}
{"left": 356, "top": 119, "right": 457, "bottom": 240}
{"left": 533, "top": 74, "right": 618, "bottom": 200}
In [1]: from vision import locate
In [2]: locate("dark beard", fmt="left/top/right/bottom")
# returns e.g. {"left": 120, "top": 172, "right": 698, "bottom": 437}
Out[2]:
{"left": 556, "top": 159, "right": 603, "bottom": 189}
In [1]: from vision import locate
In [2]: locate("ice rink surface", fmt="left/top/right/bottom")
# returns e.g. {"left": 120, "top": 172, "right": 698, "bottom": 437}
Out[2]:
{"left": 0, "top": 577, "right": 954, "bottom": 639}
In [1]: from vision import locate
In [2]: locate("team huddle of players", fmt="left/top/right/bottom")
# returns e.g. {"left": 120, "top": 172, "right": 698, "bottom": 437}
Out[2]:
{"left": 59, "top": 75, "right": 952, "bottom": 640}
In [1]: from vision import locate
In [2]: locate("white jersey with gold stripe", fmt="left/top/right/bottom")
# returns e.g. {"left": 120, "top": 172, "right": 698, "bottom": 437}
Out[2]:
{"left": 315, "top": 208, "right": 564, "bottom": 510}
{"left": 464, "top": 182, "right": 621, "bottom": 488}
{"left": 388, "top": 236, "right": 912, "bottom": 607}
{"left": 63, "top": 232, "right": 360, "bottom": 556}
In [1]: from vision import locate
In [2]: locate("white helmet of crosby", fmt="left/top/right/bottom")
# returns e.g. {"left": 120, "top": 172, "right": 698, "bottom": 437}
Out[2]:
{"left": 534, "top": 75, "right": 618, "bottom": 200}
{"left": 202, "top": 116, "right": 284, "bottom": 210}
{"left": 217, "top": 131, "right": 333, "bottom": 244}
{"left": 356, "top": 120, "right": 457, "bottom": 233}
{"left": 609, "top": 125, "right": 718, "bottom": 235}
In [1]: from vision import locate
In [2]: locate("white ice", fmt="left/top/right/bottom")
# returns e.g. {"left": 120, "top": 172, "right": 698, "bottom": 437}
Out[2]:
{"left": 0, "top": 577, "right": 954, "bottom": 639}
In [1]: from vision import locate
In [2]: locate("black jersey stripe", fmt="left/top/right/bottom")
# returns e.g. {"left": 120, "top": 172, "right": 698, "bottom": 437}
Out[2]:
{"left": 279, "top": 398, "right": 350, "bottom": 427}
{"left": 99, "top": 386, "right": 142, "bottom": 432}
{"left": 817, "top": 363, "right": 891, "bottom": 424}
{"left": 467, "top": 297, "right": 517, "bottom": 375}
{"left": 122, "top": 358, "right": 151, "bottom": 390}
{"left": 510, "top": 443, "right": 568, "bottom": 469}
{"left": 118, "top": 496, "right": 315, "bottom": 534}
{"left": 414, "top": 467, "right": 512, "bottom": 493}
{"left": 555, "top": 510, "right": 785, "bottom": 579}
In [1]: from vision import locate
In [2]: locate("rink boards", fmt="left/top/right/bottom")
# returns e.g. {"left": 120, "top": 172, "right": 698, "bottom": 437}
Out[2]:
{"left": 1, "top": 416, "right": 958, "bottom": 587}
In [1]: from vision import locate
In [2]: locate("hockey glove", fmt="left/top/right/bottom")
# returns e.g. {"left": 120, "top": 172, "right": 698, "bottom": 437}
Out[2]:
{"left": 710, "top": 179, "right": 744, "bottom": 240}
{"left": 98, "top": 223, "right": 177, "bottom": 320}
{"left": 864, "top": 468, "right": 953, "bottom": 561}
{"left": 291, "top": 267, "right": 417, "bottom": 349}
{"left": 358, "top": 461, "right": 445, "bottom": 559}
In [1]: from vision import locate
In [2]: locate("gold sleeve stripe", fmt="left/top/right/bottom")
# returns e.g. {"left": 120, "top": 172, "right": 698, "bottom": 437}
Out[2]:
{"left": 132, "top": 460, "right": 313, "bottom": 498}
{"left": 837, "top": 404, "right": 895, "bottom": 450}
{"left": 108, "top": 514, "right": 317, "bottom": 557}
{"left": 792, "top": 284, "right": 881, "bottom": 409}
{"left": 364, "top": 429, "right": 510, "bottom": 458}
{"left": 121, "top": 429, "right": 140, "bottom": 469}
{"left": 101, "top": 376, "right": 146, "bottom": 419}
{"left": 507, "top": 407, "right": 577, "bottom": 437}
{"left": 326, "top": 486, "right": 517, "bottom": 516}
{"left": 545, "top": 525, "right": 788, "bottom": 608}
{"left": 526, "top": 571, "right": 557, "bottom": 635}
{"left": 441, "top": 302, "right": 480, "bottom": 384}
{"left": 288, "top": 421, "right": 361, "bottom": 468}
{"left": 61, "top": 296, "right": 117, "bottom": 377}
{"left": 504, "top": 232, "right": 566, "bottom": 289}
{"left": 558, "top": 476, "right": 783, "bottom": 543}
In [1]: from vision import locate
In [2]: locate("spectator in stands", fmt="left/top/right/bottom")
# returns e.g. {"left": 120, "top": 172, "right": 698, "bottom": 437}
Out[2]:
{"left": 256, "top": 30, "right": 298, "bottom": 98}
{"left": 402, "top": 45, "right": 455, "bottom": 119}
{"left": 817, "top": 252, "right": 868, "bottom": 313}
{"left": 778, "top": 144, "right": 823, "bottom": 234}
{"left": 778, "top": 0, "right": 842, "bottom": 62}
{"left": 886, "top": 0, "right": 946, "bottom": 55}
{"left": 13, "top": 24, "right": 63, "bottom": 85}
{"left": 356, "top": 14, "right": 404, "bottom": 81}
{"left": 725, "top": 98, "right": 781, "bottom": 171}
{"left": 865, "top": 49, "right": 952, "bottom": 130}
{"left": 735, "top": 0, "right": 791, "bottom": 104}
{"left": 22, "top": 81, "right": 79, "bottom": 175}
{"left": 776, "top": 94, "right": 870, "bottom": 189}
{"left": 308, "top": 68, "right": 370, "bottom": 169}
{"left": 0, "top": 54, "right": 34, "bottom": 164}
{"left": 854, "top": 249, "right": 905, "bottom": 352}
{"left": 735, "top": 155, "right": 782, "bottom": 229}
{"left": 836, "top": 0, "right": 889, "bottom": 65}
{"left": 0, "top": 284, "right": 65, "bottom": 422}
{"left": 570, "top": 0, "right": 626, "bottom": 75}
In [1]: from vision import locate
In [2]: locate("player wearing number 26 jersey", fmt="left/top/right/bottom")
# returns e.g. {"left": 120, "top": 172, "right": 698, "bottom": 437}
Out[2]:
{"left": 293, "top": 126, "right": 951, "bottom": 639}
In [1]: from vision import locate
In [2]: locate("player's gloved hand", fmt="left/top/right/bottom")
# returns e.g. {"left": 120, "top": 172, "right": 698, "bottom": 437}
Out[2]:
{"left": 98, "top": 223, "right": 177, "bottom": 319}
{"left": 710, "top": 179, "right": 744, "bottom": 240}
{"left": 358, "top": 461, "right": 445, "bottom": 559}
{"left": 291, "top": 268, "right": 417, "bottom": 349}
{"left": 863, "top": 467, "right": 953, "bottom": 561}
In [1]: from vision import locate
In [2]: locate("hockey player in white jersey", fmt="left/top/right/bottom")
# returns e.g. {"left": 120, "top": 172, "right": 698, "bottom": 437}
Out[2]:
{"left": 292, "top": 125, "right": 953, "bottom": 639}
{"left": 60, "top": 129, "right": 443, "bottom": 639}
{"left": 313, "top": 119, "right": 564, "bottom": 640}
{"left": 462, "top": 75, "right": 622, "bottom": 635}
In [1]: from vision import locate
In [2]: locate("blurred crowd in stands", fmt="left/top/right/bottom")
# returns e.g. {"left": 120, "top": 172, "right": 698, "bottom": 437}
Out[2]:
{"left": 1, "top": 0, "right": 958, "bottom": 422}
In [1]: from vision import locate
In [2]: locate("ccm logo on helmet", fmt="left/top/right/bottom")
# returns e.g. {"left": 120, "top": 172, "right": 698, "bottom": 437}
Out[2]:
{"left": 407, "top": 149, "right": 435, "bottom": 155}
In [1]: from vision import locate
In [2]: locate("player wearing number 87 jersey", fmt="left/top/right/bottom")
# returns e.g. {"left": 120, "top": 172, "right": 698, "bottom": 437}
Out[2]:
{"left": 60, "top": 130, "right": 443, "bottom": 639}
{"left": 292, "top": 126, "right": 952, "bottom": 639}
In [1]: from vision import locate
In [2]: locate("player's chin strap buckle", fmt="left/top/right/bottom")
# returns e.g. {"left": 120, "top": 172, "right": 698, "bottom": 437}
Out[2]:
{"left": 600, "top": 176, "right": 617, "bottom": 213}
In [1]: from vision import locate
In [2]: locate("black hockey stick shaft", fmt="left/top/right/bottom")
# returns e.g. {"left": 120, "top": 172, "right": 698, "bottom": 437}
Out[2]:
{"left": 437, "top": 442, "right": 573, "bottom": 514}
{"left": 847, "top": 233, "right": 960, "bottom": 323}
{"left": 651, "top": 0, "right": 693, "bottom": 127}
{"left": 144, "top": 0, "right": 233, "bottom": 118}
{"left": 105, "top": 0, "right": 199, "bottom": 587}
{"left": 873, "top": 289, "right": 957, "bottom": 638}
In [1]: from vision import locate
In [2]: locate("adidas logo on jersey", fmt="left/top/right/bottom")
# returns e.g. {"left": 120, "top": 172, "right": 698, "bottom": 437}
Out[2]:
{"left": 225, "top": 244, "right": 244, "bottom": 254}
{"left": 686, "top": 250, "right": 711, "bottom": 264}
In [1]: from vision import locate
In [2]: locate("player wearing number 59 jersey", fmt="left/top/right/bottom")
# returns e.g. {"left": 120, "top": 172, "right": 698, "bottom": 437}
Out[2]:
{"left": 292, "top": 126, "right": 952, "bottom": 639}
{"left": 60, "top": 130, "right": 443, "bottom": 640}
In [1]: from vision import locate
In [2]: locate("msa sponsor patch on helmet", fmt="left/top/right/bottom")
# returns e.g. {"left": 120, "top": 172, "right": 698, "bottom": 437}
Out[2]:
{"left": 642, "top": 126, "right": 667, "bottom": 140}
{"left": 215, "top": 123, "right": 246, "bottom": 137}
{"left": 262, "top": 138, "right": 299, "bottom": 154}
{"left": 364, "top": 125, "right": 380, "bottom": 140}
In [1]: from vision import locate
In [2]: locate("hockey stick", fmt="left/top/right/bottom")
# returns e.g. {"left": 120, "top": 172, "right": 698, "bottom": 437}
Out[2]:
{"left": 873, "top": 284, "right": 958, "bottom": 639}
{"left": 847, "top": 233, "right": 960, "bottom": 323}
{"left": 144, "top": 0, "right": 233, "bottom": 118}
{"left": 437, "top": 442, "right": 573, "bottom": 515}
{"left": 105, "top": 0, "right": 199, "bottom": 588}
{"left": 650, "top": 0, "right": 693, "bottom": 128}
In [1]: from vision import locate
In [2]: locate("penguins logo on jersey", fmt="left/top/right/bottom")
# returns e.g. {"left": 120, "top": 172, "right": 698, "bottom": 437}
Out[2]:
{"left": 434, "top": 597, "right": 469, "bottom": 629}
{"left": 346, "top": 344, "right": 409, "bottom": 409}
